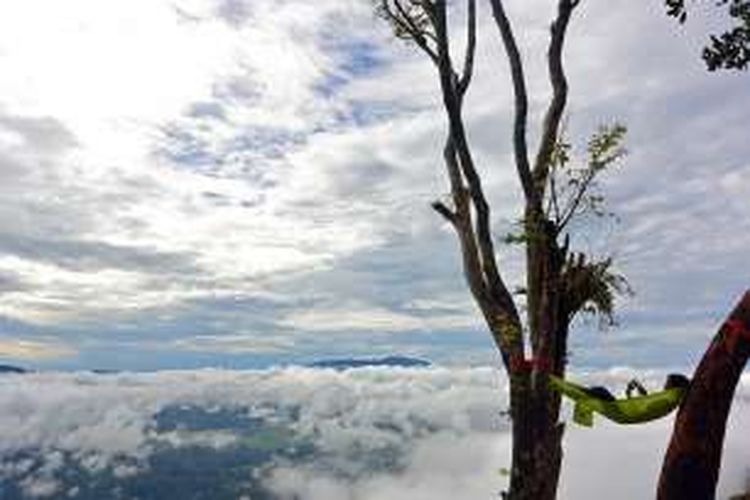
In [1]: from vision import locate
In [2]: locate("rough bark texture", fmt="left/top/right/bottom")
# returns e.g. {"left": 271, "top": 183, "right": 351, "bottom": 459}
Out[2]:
{"left": 657, "top": 290, "right": 750, "bottom": 500}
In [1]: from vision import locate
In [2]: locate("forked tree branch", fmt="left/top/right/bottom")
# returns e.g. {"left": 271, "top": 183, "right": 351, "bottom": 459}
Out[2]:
{"left": 431, "top": 200, "right": 457, "bottom": 223}
{"left": 431, "top": 134, "right": 465, "bottom": 225}
{"left": 434, "top": 1, "right": 520, "bottom": 319}
{"left": 427, "top": 1, "right": 524, "bottom": 367}
{"left": 379, "top": 0, "right": 526, "bottom": 372}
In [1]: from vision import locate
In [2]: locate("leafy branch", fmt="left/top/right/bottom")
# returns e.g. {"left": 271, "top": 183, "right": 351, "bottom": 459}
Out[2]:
{"left": 550, "top": 123, "right": 627, "bottom": 232}
{"left": 666, "top": 0, "right": 750, "bottom": 71}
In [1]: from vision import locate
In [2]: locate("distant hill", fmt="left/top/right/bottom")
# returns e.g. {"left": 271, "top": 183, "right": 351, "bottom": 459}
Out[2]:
{"left": 309, "top": 355, "right": 430, "bottom": 370}
{"left": 0, "top": 364, "right": 26, "bottom": 374}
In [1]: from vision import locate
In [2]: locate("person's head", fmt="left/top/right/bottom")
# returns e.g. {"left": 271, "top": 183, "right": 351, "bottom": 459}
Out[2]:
{"left": 664, "top": 373, "right": 690, "bottom": 390}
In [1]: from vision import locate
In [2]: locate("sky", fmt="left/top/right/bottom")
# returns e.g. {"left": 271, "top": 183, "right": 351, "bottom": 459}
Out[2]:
{"left": 1, "top": 367, "right": 749, "bottom": 499}
{"left": 0, "top": 0, "right": 748, "bottom": 371}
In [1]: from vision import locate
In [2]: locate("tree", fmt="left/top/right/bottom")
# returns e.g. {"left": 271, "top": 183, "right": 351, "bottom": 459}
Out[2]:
{"left": 665, "top": 0, "right": 750, "bottom": 71}
{"left": 375, "top": 1, "right": 629, "bottom": 498}
{"left": 658, "top": 3, "right": 749, "bottom": 497}
{"left": 657, "top": 291, "right": 750, "bottom": 500}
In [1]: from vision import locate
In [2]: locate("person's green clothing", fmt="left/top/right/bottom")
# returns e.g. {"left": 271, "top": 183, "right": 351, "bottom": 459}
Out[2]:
{"left": 549, "top": 375, "right": 687, "bottom": 427}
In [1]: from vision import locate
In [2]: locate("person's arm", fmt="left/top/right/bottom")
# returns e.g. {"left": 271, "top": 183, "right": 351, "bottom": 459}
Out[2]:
{"left": 626, "top": 378, "right": 648, "bottom": 398}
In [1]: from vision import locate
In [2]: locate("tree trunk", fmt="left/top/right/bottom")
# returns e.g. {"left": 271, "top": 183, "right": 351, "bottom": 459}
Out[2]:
{"left": 508, "top": 416, "right": 565, "bottom": 500}
{"left": 657, "top": 290, "right": 750, "bottom": 500}
{"left": 507, "top": 217, "right": 567, "bottom": 500}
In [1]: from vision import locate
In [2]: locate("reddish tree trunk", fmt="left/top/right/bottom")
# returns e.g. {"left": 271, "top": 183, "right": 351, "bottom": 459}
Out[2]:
{"left": 657, "top": 291, "right": 750, "bottom": 500}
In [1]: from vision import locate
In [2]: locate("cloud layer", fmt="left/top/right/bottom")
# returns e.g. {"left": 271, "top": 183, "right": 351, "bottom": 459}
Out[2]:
{"left": 1, "top": 366, "right": 749, "bottom": 499}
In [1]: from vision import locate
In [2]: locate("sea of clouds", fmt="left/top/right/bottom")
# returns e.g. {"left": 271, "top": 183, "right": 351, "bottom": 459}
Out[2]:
{"left": 1, "top": 366, "right": 748, "bottom": 499}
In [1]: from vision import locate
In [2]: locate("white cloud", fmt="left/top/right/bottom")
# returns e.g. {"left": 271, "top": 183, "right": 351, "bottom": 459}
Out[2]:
{"left": 19, "top": 475, "right": 61, "bottom": 499}
{"left": 153, "top": 430, "right": 239, "bottom": 450}
{"left": 0, "top": 0, "right": 388, "bottom": 324}
{"left": 0, "top": 0, "right": 234, "bottom": 148}
{"left": 265, "top": 432, "right": 513, "bottom": 500}
{"left": 171, "top": 333, "right": 296, "bottom": 354}
{"left": 0, "top": 338, "right": 76, "bottom": 360}
{"left": 0, "top": 367, "right": 748, "bottom": 499}
{"left": 264, "top": 369, "right": 750, "bottom": 500}
{"left": 279, "top": 301, "right": 481, "bottom": 333}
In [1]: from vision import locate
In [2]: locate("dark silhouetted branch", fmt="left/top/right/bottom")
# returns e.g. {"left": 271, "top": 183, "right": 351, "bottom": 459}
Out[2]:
{"left": 458, "top": 0, "right": 477, "bottom": 95}
{"left": 487, "top": 0, "right": 536, "bottom": 206}
{"left": 533, "top": 0, "right": 579, "bottom": 197}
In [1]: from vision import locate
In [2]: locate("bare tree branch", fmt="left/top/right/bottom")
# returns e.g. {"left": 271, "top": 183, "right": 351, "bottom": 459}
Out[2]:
{"left": 436, "top": 136, "right": 489, "bottom": 311}
{"left": 556, "top": 167, "right": 595, "bottom": 231}
{"left": 457, "top": 0, "right": 477, "bottom": 95}
{"left": 432, "top": 134, "right": 464, "bottom": 226}
{"left": 442, "top": 134, "right": 465, "bottom": 199}
{"left": 379, "top": 0, "right": 523, "bottom": 338}
{"left": 431, "top": 200, "right": 457, "bottom": 224}
{"left": 420, "top": 1, "right": 526, "bottom": 371}
{"left": 434, "top": 1, "right": 520, "bottom": 322}
{"left": 532, "top": 0, "right": 579, "bottom": 196}
{"left": 487, "top": 0, "right": 536, "bottom": 206}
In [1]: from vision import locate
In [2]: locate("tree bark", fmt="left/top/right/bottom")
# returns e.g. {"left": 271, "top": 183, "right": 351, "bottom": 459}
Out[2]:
{"left": 508, "top": 417, "right": 565, "bottom": 500}
{"left": 657, "top": 290, "right": 750, "bottom": 500}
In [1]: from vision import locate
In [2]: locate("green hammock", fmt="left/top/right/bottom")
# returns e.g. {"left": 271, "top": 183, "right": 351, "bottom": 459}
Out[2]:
{"left": 548, "top": 375, "right": 686, "bottom": 427}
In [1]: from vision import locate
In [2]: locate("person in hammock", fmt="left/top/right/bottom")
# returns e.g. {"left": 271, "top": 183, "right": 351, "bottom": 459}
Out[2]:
{"left": 582, "top": 373, "right": 690, "bottom": 402}
{"left": 550, "top": 372, "right": 691, "bottom": 427}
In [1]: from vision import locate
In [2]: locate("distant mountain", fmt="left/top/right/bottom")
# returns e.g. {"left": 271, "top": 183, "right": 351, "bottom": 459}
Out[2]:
{"left": 0, "top": 364, "right": 26, "bottom": 374}
{"left": 309, "top": 355, "right": 430, "bottom": 370}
